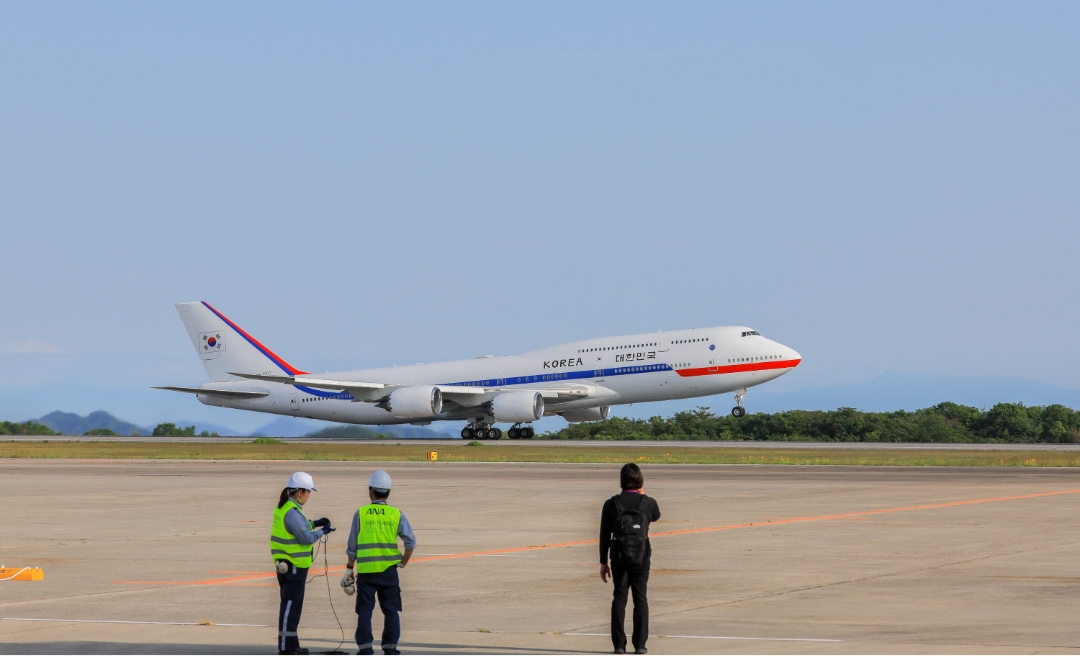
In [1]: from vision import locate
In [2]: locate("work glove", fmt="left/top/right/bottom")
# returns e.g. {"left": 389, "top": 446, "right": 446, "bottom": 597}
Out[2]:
{"left": 340, "top": 571, "right": 356, "bottom": 595}
{"left": 275, "top": 560, "right": 289, "bottom": 574}
{"left": 321, "top": 526, "right": 336, "bottom": 534}
{"left": 312, "top": 517, "right": 331, "bottom": 529}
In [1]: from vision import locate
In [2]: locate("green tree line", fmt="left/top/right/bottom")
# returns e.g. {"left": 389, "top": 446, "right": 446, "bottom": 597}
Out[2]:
{"left": 0, "top": 421, "right": 57, "bottom": 436}
{"left": 547, "top": 402, "right": 1080, "bottom": 443}
{"left": 0, "top": 421, "right": 218, "bottom": 437}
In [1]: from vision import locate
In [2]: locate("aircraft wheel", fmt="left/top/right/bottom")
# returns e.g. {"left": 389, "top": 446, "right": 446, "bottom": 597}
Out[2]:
{"left": 731, "top": 406, "right": 746, "bottom": 418}
{"left": 491, "top": 428, "right": 503, "bottom": 440}
{"left": 523, "top": 426, "right": 534, "bottom": 439}
{"left": 461, "top": 427, "right": 474, "bottom": 439}
{"left": 508, "top": 428, "right": 520, "bottom": 439}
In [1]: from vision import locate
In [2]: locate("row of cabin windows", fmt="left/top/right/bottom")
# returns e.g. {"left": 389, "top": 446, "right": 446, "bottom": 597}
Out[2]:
{"left": 728, "top": 355, "right": 783, "bottom": 363}
{"left": 302, "top": 394, "right": 348, "bottom": 402}
{"left": 579, "top": 342, "right": 657, "bottom": 353}
{"left": 578, "top": 337, "right": 708, "bottom": 354}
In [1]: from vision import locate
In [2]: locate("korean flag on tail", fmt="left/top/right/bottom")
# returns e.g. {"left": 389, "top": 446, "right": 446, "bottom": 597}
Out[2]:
{"left": 199, "top": 332, "right": 225, "bottom": 359}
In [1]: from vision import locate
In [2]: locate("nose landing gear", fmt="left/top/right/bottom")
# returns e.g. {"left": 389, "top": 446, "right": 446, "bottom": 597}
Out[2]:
{"left": 731, "top": 389, "right": 747, "bottom": 418}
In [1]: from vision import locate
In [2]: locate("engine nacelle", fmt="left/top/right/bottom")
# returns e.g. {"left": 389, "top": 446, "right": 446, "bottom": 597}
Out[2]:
{"left": 491, "top": 391, "right": 545, "bottom": 423}
{"left": 386, "top": 386, "right": 443, "bottom": 418}
{"left": 560, "top": 406, "right": 610, "bottom": 423}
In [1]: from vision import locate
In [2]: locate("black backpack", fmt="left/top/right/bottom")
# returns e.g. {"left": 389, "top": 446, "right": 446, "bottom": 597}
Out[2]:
{"left": 611, "top": 494, "right": 649, "bottom": 567}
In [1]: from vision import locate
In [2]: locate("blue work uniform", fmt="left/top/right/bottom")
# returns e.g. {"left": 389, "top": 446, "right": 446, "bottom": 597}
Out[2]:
{"left": 276, "top": 503, "right": 326, "bottom": 654}
{"left": 346, "top": 500, "right": 416, "bottom": 655}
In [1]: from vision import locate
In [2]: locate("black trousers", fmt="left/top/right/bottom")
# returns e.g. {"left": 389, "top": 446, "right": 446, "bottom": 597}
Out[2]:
{"left": 355, "top": 566, "right": 403, "bottom": 654}
{"left": 277, "top": 567, "right": 308, "bottom": 652}
{"left": 611, "top": 564, "right": 649, "bottom": 652}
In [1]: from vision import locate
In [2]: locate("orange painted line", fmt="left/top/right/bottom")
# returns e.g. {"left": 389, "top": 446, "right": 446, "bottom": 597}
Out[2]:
{"left": 113, "top": 487, "right": 1080, "bottom": 587}
{"left": 649, "top": 487, "right": 1080, "bottom": 538}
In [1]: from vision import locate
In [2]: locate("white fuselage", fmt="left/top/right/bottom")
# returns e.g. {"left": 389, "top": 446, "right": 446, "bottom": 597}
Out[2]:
{"left": 196, "top": 325, "right": 801, "bottom": 425}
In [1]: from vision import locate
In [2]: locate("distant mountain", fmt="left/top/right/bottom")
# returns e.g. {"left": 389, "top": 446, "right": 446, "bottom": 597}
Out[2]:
{"left": 36, "top": 410, "right": 148, "bottom": 436}
{"left": 304, "top": 423, "right": 452, "bottom": 439}
{"left": 249, "top": 416, "right": 327, "bottom": 438}
{"left": 754, "top": 372, "right": 1080, "bottom": 413}
{"left": 172, "top": 420, "right": 248, "bottom": 436}
{"left": 306, "top": 425, "right": 386, "bottom": 439}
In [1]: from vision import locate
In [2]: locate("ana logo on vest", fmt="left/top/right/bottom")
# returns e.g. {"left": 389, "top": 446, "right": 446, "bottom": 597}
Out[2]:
{"left": 366, "top": 507, "right": 386, "bottom": 515}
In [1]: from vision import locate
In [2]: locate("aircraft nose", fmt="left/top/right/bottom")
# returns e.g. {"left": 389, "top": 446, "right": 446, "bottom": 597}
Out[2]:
{"left": 773, "top": 340, "right": 801, "bottom": 366}
{"left": 787, "top": 346, "right": 802, "bottom": 365}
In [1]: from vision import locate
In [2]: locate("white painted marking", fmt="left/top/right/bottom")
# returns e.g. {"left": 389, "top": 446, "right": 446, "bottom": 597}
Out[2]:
{"left": 564, "top": 632, "right": 841, "bottom": 642}
{"left": 2, "top": 617, "right": 269, "bottom": 627}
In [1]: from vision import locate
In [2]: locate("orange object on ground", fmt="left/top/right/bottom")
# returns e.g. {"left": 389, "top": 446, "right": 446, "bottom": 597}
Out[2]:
{"left": 0, "top": 567, "right": 43, "bottom": 581}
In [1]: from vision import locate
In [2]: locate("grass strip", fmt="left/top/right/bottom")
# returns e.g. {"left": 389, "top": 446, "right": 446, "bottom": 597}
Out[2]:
{"left": 1, "top": 441, "right": 1079, "bottom": 466}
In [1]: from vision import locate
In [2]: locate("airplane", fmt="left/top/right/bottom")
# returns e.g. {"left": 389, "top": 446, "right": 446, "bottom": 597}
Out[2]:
{"left": 156, "top": 302, "right": 802, "bottom": 439}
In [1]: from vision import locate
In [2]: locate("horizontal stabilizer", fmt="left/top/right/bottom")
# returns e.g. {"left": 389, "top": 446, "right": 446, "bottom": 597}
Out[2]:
{"left": 153, "top": 386, "right": 269, "bottom": 399}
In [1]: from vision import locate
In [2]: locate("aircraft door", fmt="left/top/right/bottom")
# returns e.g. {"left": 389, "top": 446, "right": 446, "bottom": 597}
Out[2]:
{"left": 658, "top": 333, "right": 669, "bottom": 352}
{"left": 290, "top": 393, "right": 299, "bottom": 412}
{"left": 709, "top": 355, "right": 718, "bottom": 372}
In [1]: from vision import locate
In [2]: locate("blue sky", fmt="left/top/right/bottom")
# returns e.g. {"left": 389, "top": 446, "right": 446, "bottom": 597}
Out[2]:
{"left": 2, "top": 2, "right": 1078, "bottom": 432}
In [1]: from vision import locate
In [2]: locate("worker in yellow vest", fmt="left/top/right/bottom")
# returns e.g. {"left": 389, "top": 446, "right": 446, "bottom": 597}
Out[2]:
{"left": 339, "top": 470, "right": 416, "bottom": 655}
{"left": 271, "top": 472, "right": 335, "bottom": 655}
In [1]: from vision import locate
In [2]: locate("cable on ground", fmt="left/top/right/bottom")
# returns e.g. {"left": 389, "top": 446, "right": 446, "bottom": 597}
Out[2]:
{"left": 307, "top": 534, "right": 347, "bottom": 654}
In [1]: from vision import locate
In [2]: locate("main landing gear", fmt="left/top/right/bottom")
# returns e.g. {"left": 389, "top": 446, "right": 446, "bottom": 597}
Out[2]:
{"left": 461, "top": 423, "right": 503, "bottom": 440}
{"left": 507, "top": 424, "right": 535, "bottom": 440}
{"left": 460, "top": 423, "right": 535, "bottom": 440}
{"left": 731, "top": 389, "right": 747, "bottom": 418}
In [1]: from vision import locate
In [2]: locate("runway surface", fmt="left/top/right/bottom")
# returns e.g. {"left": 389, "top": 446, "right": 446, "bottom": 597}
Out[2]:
{"left": 5, "top": 435, "right": 1080, "bottom": 450}
{"left": 2, "top": 460, "right": 1080, "bottom": 653}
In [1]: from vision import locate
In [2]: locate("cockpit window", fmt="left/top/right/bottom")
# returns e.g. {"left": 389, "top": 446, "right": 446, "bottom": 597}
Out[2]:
{"left": 741, "top": 330, "right": 761, "bottom": 337}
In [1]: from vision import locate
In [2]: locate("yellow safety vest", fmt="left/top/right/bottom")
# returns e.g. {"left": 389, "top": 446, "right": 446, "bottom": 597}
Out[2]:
{"left": 271, "top": 499, "right": 314, "bottom": 569}
{"left": 354, "top": 503, "right": 403, "bottom": 574}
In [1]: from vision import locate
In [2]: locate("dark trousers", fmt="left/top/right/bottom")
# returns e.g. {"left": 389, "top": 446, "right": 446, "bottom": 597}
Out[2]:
{"left": 611, "top": 564, "right": 649, "bottom": 652}
{"left": 355, "top": 566, "right": 402, "bottom": 654}
{"left": 277, "top": 567, "right": 308, "bottom": 652}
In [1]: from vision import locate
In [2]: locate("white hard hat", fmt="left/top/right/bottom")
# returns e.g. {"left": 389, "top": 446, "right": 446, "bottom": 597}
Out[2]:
{"left": 287, "top": 472, "right": 316, "bottom": 491}
{"left": 368, "top": 470, "right": 392, "bottom": 490}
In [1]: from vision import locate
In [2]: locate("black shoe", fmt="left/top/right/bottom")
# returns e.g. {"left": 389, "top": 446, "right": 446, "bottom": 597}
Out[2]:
{"left": 634, "top": 649, "right": 647, "bottom": 654}
{"left": 277, "top": 650, "right": 309, "bottom": 655}
{"left": 614, "top": 649, "right": 626, "bottom": 654}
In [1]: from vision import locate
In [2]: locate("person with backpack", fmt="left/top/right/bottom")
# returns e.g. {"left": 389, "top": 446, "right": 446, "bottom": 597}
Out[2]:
{"left": 599, "top": 463, "right": 661, "bottom": 654}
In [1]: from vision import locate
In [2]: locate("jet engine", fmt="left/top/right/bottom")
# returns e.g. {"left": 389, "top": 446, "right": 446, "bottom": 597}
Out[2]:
{"left": 491, "top": 391, "right": 545, "bottom": 423}
{"left": 560, "top": 406, "right": 610, "bottom": 423}
{"left": 386, "top": 386, "right": 443, "bottom": 418}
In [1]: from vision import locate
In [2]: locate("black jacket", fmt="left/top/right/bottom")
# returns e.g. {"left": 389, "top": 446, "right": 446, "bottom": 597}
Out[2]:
{"left": 599, "top": 492, "right": 661, "bottom": 566}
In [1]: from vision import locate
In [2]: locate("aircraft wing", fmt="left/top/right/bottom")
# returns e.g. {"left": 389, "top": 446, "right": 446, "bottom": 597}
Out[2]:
{"left": 228, "top": 372, "right": 394, "bottom": 402}
{"left": 229, "top": 372, "right": 385, "bottom": 390}
{"left": 154, "top": 386, "right": 269, "bottom": 399}
{"left": 228, "top": 372, "right": 591, "bottom": 403}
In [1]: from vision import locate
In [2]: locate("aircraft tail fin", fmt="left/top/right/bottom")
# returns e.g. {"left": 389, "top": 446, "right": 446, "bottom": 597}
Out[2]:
{"left": 174, "top": 302, "right": 306, "bottom": 382}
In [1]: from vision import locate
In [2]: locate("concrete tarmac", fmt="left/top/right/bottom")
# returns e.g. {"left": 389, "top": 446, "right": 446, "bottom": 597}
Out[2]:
{"left": 2, "top": 460, "right": 1079, "bottom": 654}
{"left": 6, "top": 435, "right": 1080, "bottom": 450}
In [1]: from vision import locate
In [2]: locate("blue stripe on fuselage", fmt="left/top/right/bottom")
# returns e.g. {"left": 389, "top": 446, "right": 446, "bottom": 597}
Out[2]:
{"left": 290, "top": 363, "right": 674, "bottom": 400}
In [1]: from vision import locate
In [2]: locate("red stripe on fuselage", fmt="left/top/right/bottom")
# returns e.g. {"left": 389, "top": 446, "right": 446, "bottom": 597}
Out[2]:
{"left": 675, "top": 358, "right": 801, "bottom": 378}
